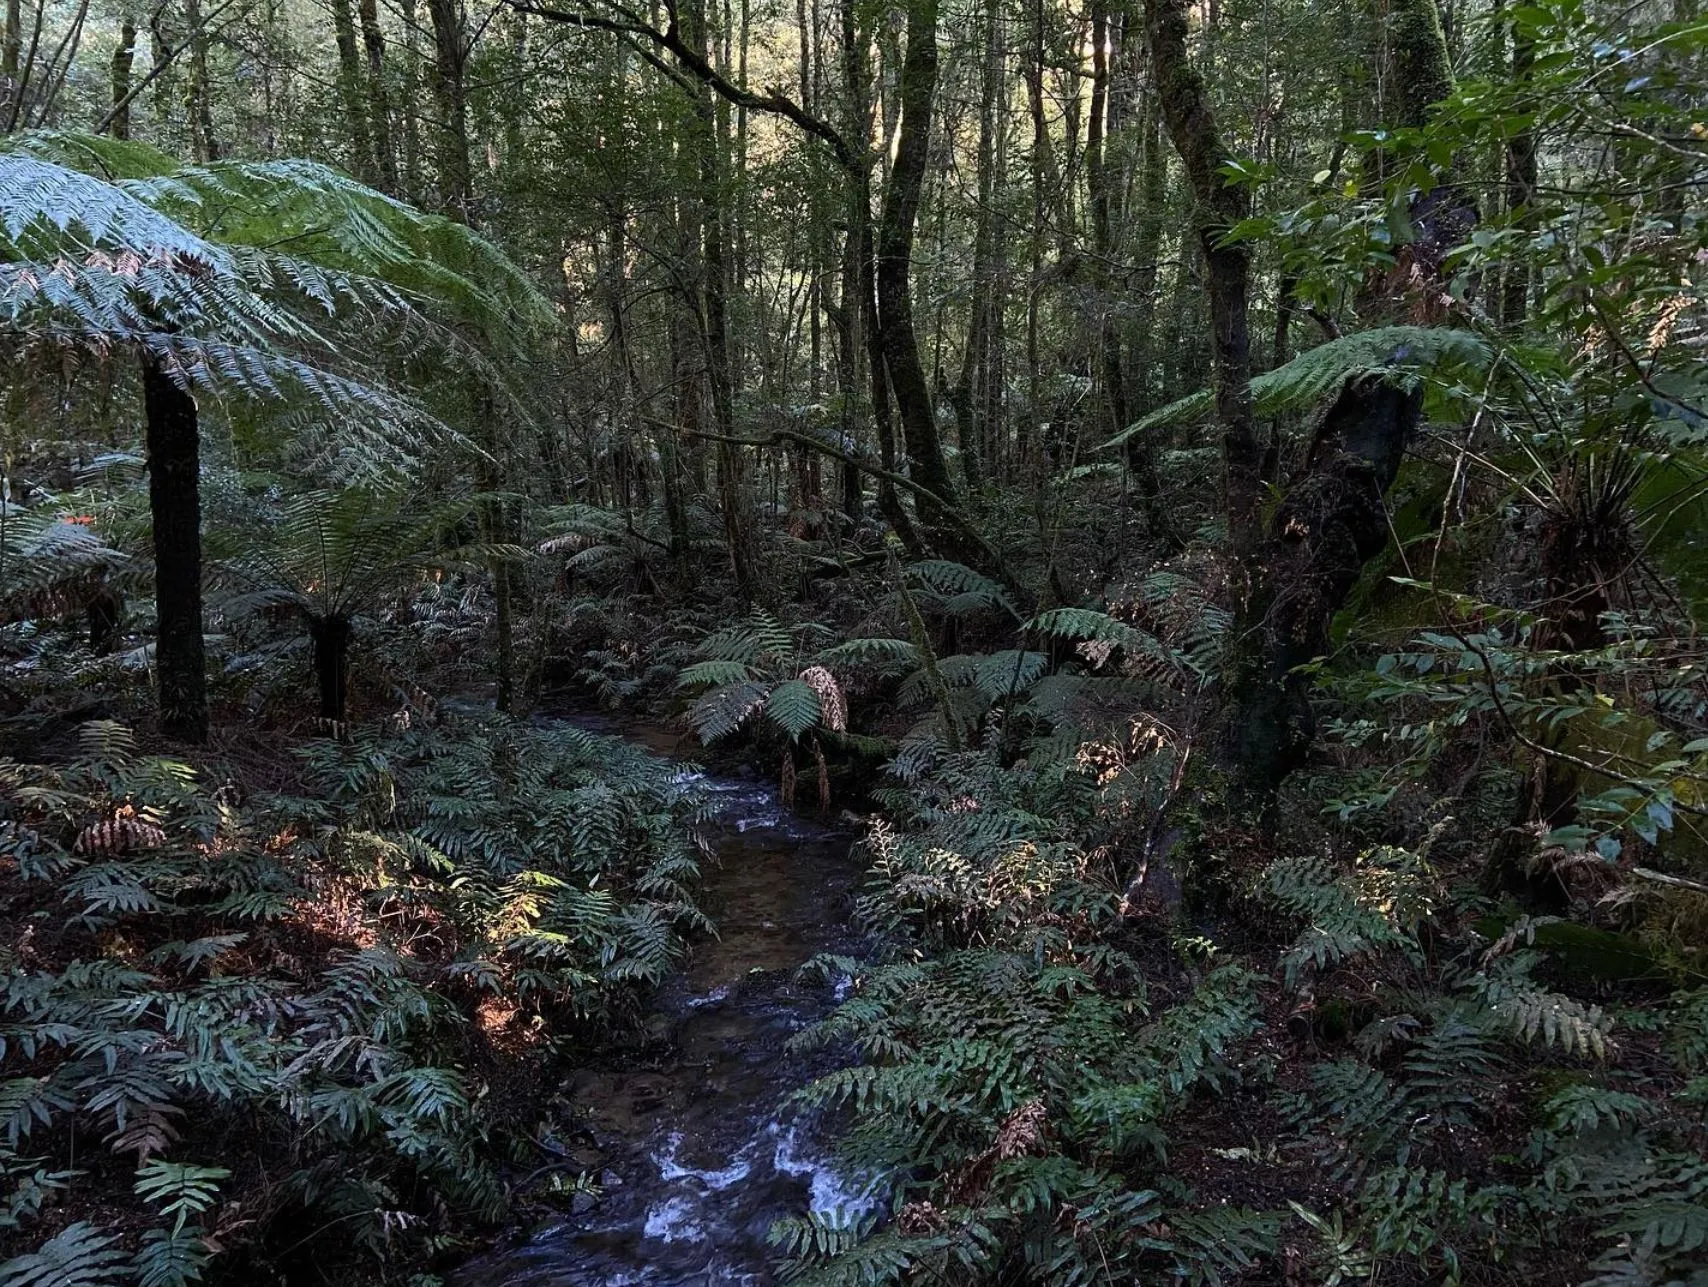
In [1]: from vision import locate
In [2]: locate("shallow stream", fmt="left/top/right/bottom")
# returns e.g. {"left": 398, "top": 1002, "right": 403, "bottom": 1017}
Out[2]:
{"left": 452, "top": 716, "right": 869, "bottom": 1286}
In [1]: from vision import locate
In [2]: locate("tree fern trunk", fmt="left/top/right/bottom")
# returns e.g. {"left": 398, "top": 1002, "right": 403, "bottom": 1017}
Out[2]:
{"left": 309, "top": 613, "right": 352, "bottom": 723}
{"left": 142, "top": 353, "right": 208, "bottom": 745}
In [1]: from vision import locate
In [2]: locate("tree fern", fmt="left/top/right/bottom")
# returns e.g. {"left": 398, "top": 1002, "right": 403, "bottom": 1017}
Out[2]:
{"left": 1104, "top": 325, "right": 1492, "bottom": 446}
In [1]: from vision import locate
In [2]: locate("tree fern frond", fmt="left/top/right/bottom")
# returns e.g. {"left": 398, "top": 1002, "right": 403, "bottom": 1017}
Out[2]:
{"left": 1105, "top": 325, "right": 1491, "bottom": 446}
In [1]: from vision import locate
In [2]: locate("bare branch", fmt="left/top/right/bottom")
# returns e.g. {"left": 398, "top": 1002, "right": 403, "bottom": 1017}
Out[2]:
{"left": 504, "top": 0, "right": 860, "bottom": 173}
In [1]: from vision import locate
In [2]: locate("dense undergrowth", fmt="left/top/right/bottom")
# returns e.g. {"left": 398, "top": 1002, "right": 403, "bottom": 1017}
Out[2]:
{"left": 769, "top": 744, "right": 1708, "bottom": 1286}
{"left": 0, "top": 715, "right": 706, "bottom": 1284}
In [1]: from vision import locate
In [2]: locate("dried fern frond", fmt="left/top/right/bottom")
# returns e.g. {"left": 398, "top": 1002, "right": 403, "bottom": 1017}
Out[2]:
{"left": 800, "top": 665, "right": 847, "bottom": 732}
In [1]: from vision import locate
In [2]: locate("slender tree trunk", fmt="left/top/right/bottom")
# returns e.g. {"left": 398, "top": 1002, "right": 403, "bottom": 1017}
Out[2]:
{"left": 0, "top": 0, "right": 22, "bottom": 131}
{"left": 184, "top": 0, "right": 218, "bottom": 160}
{"left": 3, "top": 0, "right": 42, "bottom": 133}
{"left": 1125, "top": 90, "right": 1170, "bottom": 526}
{"left": 686, "top": 0, "right": 760, "bottom": 598}
{"left": 1087, "top": 0, "right": 1115, "bottom": 412}
{"left": 1501, "top": 11, "right": 1535, "bottom": 329}
{"left": 493, "top": 519, "right": 514, "bottom": 713}
{"left": 398, "top": 0, "right": 423, "bottom": 201}
{"left": 148, "top": 4, "right": 174, "bottom": 136}
{"left": 142, "top": 353, "right": 208, "bottom": 744}
{"left": 1143, "top": 0, "right": 1259, "bottom": 555}
{"left": 331, "top": 0, "right": 375, "bottom": 182}
{"left": 359, "top": 0, "right": 397, "bottom": 191}
{"left": 951, "top": 0, "right": 1002, "bottom": 494}
{"left": 875, "top": 0, "right": 962, "bottom": 541}
{"left": 834, "top": 227, "right": 864, "bottom": 524}
{"left": 844, "top": 0, "right": 921, "bottom": 552}
{"left": 108, "top": 12, "right": 136, "bottom": 139}
{"left": 427, "top": 0, "right": 473, "bottom": 221}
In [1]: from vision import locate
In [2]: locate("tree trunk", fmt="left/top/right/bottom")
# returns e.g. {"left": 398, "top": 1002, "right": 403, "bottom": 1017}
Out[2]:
{"left": 331, "top": 0, "right": 375, "bottom": 183}
{"left": 359, "top": 0, "right": 396, "bottom": 192}
{"left": 494, "top": 551, "right": 514, "bottom": 713}
{"left": 832, "top": 158, "right": 864, "bottom": 526}
{"left": 1385, "top": 0, "right": 1455, "bottom": 130}
{"left": 1143, "top": 0, "right": 1260, "bottom": 557}
{"left": 686, "top": 0, "right": 760, "bottom": 599}
{"left": 0, "top": 0, "right": 20, "bottom": 131}
{"left": 952, "top": 0, "right": 1002, "bottom": 494}
{"left": 844, "top": 0, "right": 921, "bottom": 553}
{"left": 184, "top": 0, "right": 218, "bottom": 161}
{"left": 1500, "top": 12, "right": 1535, "bottom": 329}
{"left": 1124, "top": 90, "right": 1171, "bottom": 534}
{"left": 875, "top": 0, "right": 961, "bottom": 536}
{"left": 148, "top": 5, "right": 174, "bottom": 136}
{"left": 142, "top": 353, "right": 208, "bottom": 744}
{"left": 426, "top": 0, "right": 473, "bottom": 221}
{"left": 108, "top": 12, "right": 135, "bottom": 140}
{"left": 1236, "top": 378, "right": 1422, "bottom": 799}
{"left": 398, "top": 0, "right": 423, "bottom": 201}
{"left": 309, "top": 613, "right": 352, "bottom": 723}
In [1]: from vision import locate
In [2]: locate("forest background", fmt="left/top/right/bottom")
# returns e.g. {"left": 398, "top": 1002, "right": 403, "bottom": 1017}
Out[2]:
{"left": 2, "top": 0, "right": 1708, "bottom": 1283}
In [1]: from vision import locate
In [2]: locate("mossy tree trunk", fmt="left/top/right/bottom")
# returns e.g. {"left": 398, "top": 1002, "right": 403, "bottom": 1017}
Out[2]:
{"left": 874, "top": 0, "right": 962, "bottom": 542}
{"left": 1145, "top": 0, "right": 1453, "bottom": 814}
{"left": 108, "top": 11, "right": 135, "bottom": 139}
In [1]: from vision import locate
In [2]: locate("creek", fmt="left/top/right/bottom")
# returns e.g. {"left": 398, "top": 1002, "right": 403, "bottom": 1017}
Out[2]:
{"left": 452, "top": 714, "right": 871, "bottom": 1286}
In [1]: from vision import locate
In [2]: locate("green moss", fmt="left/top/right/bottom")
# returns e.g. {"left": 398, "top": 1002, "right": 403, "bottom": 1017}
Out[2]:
{"left": 1386, "top": 0, "right": 1455, "bottom": 128}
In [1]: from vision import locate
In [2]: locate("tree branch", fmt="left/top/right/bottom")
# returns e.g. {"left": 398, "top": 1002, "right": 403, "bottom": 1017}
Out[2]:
{"left": 93, "top": 0, "right": 246, "bottom": 136}
{"left": 503, "top": 0, "right": 860, "bottom": 172}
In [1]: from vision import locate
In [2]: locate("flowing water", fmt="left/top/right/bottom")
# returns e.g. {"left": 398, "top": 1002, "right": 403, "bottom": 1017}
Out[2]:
{"left": 452, "top": 717, "right": 870, "bottom": 1287}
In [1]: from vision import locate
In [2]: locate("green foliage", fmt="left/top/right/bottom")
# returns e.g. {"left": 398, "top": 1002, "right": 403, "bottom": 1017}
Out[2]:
{"left": 1256, "top": 846, "right": 1437, "bottom": 986}
{"left": 1106, "top": 327, "right": 1492, "bottom": 445}
{"left": 0, "top": 714, "right": 702, "bottom": 1280}
{"left": 781, "top": 749, "right": 1281, "bottom": 1285}
{"left": 0, "top": 1222, "right": 128, "bottom": 1287}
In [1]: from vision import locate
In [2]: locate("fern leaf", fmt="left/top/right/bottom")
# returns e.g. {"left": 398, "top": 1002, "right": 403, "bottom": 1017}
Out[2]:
{"left": 766, "top": 679, "right": 823, "bottom": 741}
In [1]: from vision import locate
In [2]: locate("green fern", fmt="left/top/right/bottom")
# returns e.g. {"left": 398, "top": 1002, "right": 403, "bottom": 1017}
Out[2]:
{"left": 0, "top": 1222, "right": 128, "bottom": 1287}
{"left": 1104, "top": 325, "right": 1492, "bottom": 447}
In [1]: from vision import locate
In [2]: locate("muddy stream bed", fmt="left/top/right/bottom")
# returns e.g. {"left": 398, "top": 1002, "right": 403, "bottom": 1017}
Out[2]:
{"left": 451, "top": 714, "right": 873, "bottom": 1286}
